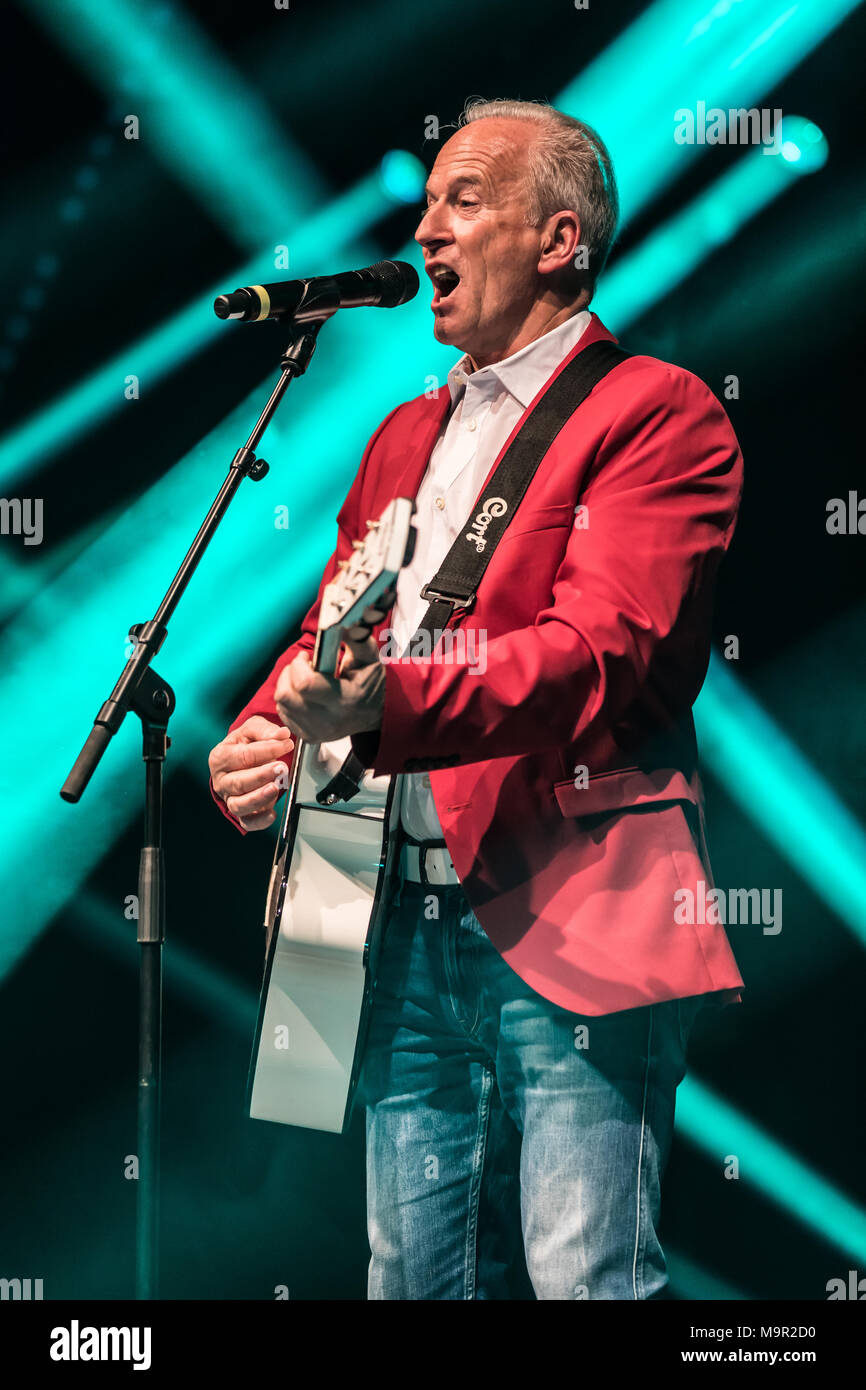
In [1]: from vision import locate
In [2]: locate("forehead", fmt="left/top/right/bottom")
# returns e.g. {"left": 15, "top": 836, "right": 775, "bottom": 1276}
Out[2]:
{"left": 427, "top": 118, "right": 532, "bottom": 193}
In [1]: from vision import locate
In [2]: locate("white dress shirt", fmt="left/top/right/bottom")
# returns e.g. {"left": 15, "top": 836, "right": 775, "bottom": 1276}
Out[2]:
{"left": 392, "top": 308, "right": 592, "bottom": 841}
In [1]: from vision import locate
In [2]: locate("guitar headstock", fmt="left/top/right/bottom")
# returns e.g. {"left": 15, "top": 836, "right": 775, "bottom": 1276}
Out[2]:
{"left": 317, "top": 497, "right": 416, "bottom": 672}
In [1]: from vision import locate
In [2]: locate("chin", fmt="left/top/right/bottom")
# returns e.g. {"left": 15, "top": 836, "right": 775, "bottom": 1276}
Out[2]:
{"left": 435, "top": 309, "right": 473, "bottom": 345}
{"left": 432, "top": 316, "right": 458, "bottom": 345}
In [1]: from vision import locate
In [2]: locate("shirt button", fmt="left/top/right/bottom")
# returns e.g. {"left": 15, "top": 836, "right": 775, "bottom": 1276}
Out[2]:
{"left": 434, "top": 496, "right": 445, "bottom": 510}
{"left": 465, "top": 418, "right": 477, "bottom": 432}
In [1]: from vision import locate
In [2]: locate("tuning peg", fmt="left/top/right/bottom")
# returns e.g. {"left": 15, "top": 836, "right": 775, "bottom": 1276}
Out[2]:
{"left": 352, "top": 540, "right": 364, "bottom": 550}
{"left": 337, "top": 560, "right": 349, "bottom": 570}
{"left": 365, "top": 519, "right": 381, "bottom": 529}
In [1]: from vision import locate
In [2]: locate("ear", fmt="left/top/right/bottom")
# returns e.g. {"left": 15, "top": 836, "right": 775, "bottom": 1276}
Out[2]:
{"left": 537, "top": 210, "right": 583, "bottom": 279}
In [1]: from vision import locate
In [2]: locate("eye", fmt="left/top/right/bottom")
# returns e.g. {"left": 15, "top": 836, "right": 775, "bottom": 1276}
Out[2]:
{"left": 458, "top": 197, "right": 478, "bottom": 209}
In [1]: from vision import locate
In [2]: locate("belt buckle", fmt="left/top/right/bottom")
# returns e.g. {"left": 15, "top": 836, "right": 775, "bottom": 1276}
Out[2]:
{"left": 410, "top": 841, "right": 448, "bottom": 886}
{"left": 418, "top": 843, "right": 435, "bottom": 885}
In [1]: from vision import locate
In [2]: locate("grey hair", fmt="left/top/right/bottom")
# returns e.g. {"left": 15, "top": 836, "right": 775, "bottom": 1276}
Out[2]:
{"left": 458, "top": 98, "right": 618, "bottom": 300}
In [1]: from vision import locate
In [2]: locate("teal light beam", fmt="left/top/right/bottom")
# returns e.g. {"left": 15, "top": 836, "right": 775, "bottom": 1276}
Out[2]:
{"left": 556, "top": 0, "right": 859, "bottom": 225}
{"left": 72, "top": 892, "right": 256, "bottom": 1037}
{"left": 21, "top": 0, "right": 325, "bottom": 250}
{"left": 0, "top": 155, "right": 425, "bottom": 492}
{"left": 0, "top": 503, "right": 128, "bottom": 624}
{"left": 595, "top": 117, "right": 828, "bottom": 327}
{"left": 695, "top": 651, "right": 866, "bottom": 945}
{"left": 666, "top": 1251, "right": 752, "bottom": 1301}
{"left": 679, "top": 1075, "right": 866, "bottom": 1263}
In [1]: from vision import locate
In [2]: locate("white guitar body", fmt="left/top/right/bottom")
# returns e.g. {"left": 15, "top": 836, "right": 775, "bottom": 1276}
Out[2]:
{"left": 247, "top": 499, "right": 415, "bottom": 1133}
{"left": 248, "top": 740, "right": 399, "bottom": 1132}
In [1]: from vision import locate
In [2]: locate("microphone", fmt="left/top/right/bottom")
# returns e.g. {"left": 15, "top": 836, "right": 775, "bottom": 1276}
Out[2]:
{"left": 213, "top": 259, "right": 419, "bottom": 323}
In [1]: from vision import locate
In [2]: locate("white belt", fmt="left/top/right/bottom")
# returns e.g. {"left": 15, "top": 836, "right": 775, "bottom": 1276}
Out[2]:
{"left": 399, "top": 841, "right": 460, "bottom": 886}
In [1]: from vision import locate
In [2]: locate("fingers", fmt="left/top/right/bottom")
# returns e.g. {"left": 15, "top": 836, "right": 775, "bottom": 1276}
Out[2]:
{"left": 339, "top": 632, "right": 381, "bottom": 675}
{"left": 209, "top": 718, "right": 295, "bottom": 829}
{"left": 215, "top": 757, "right": 290, "bottom": 802}
{"left": 238, "top": 808, "right": 279, "bottom": 833}
{"left": 342, "top": 587, "right": 396, "bottom": 648}
{"left": 229, "top": 717, "right": 292, "bottom": 745}
{"left": 224, "top": 773, "right": 286, "bottom": 824}
{"left": 275, "top": 653, "right": 336, "bottom": 715}
{"left": 209, "top": 732, "right": 294, "bottom": 782}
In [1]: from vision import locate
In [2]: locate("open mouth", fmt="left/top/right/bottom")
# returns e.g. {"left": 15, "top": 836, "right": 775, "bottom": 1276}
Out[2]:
{"left": 430, "top": 266, "right": 461, "bottom": 306}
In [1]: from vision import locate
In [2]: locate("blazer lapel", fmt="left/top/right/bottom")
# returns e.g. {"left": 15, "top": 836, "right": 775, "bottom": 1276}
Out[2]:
{"left": 390, "top": 387, "right": 451, "bottom": 503}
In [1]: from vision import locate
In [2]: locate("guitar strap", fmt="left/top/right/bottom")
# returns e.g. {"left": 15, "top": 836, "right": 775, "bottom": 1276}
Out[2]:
{"left": 317, "top": 337, "right": 631, "bottom": 806}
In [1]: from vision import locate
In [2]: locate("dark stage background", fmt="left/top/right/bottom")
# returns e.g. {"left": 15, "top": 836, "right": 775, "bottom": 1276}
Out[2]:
{"left": 1, "top": 0, "right": 864, "bottom": 1301}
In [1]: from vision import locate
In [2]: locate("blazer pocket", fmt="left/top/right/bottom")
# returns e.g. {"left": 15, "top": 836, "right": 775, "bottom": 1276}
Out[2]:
{"left": 553, "top": 766, "right": 700, "bottom": 819}
{"left": 501, "top": 502, "right": 577, "bottom": 542}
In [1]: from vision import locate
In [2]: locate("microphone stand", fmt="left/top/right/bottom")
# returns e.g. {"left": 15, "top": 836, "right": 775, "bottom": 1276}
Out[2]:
{"left": 60, "top": 282, "right": 340, "bottom": 1300}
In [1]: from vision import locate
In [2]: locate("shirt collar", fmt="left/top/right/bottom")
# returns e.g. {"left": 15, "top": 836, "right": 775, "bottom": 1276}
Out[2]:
{"left": 446, "top": 309, "right": 593, "bottom": 409}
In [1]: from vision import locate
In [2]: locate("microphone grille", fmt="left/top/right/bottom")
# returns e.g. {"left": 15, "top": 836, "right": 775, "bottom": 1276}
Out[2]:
{"left": 369, "top": 259, "right": 420, "bottom": 307}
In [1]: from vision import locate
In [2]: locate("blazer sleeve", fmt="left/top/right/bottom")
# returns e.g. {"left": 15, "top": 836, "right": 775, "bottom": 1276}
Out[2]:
{"left": 359, "top": 363, "right": 743, "bottom": 777}
{"left": 210, "top": 402, "right": 404, "bottom": 831}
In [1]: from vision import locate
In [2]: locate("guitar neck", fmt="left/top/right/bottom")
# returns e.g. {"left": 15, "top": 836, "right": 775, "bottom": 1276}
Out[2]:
{"left": 311, "top": 624, "right": 343, "bottom": 679}
{"left": 287, "top": 626, "right": 343, "bottom": 774}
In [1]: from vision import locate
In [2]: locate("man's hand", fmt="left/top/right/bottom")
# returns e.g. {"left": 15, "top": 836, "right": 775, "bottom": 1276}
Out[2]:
{"left": 208, "top": 716, "right": 295, "bottom": 831}
{"left": 274, "top": 630, "right": 385, "bottom": 744}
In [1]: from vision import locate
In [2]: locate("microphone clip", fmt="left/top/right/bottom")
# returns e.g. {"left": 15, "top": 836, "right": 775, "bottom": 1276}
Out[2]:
{"left": 283, "top": 277, "right": 342, "bottom": 325}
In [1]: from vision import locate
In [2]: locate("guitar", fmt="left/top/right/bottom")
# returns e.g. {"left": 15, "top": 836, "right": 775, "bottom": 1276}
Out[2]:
{"left": 247, "top": 497, "right": 416, "bottom": 1134}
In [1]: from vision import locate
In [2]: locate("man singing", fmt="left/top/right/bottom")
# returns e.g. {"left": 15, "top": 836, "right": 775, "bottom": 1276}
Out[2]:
{"left": 208, "top": 98, "right": 745, "bottom": 1300}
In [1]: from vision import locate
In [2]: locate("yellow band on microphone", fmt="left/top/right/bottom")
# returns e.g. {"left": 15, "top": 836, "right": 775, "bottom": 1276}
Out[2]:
{"left": 252, "top": 286, "right": 270, "bottom": 321}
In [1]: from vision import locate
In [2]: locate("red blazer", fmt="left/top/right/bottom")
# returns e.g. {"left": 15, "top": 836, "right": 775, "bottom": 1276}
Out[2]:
{"left": 214, "top": 313, "right": 745, "bottom": 1015}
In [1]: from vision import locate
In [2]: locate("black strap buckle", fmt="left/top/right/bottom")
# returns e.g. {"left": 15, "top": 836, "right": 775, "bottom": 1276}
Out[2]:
{"left": 419, "top": 583, "right": 475, "bottom": 612}
{"left": 316, "top": 748, "right": 366, "bottom": 805}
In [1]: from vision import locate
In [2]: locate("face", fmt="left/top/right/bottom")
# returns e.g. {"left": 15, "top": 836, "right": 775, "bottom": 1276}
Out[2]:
{"left": 415, "top": 120, "right": 553, "bottom": 368}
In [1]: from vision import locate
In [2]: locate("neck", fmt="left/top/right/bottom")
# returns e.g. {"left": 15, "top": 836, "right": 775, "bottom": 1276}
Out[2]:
{"left": 466, "top": 298, "right": 588, "bottom": 373}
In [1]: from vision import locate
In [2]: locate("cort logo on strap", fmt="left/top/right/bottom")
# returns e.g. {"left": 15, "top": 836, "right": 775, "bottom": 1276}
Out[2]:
{"left": 465, "top": 497, "right": 507, "bottom": 553}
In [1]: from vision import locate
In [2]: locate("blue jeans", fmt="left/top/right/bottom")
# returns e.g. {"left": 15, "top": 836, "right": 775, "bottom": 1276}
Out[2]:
{"left": 358, "top": 877, "right": 700, "bottom": 1300}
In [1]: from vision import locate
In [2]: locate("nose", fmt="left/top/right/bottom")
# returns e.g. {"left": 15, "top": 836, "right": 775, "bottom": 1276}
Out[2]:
{"left": 415, "top": 201, "right": 452, "bottom": 252}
